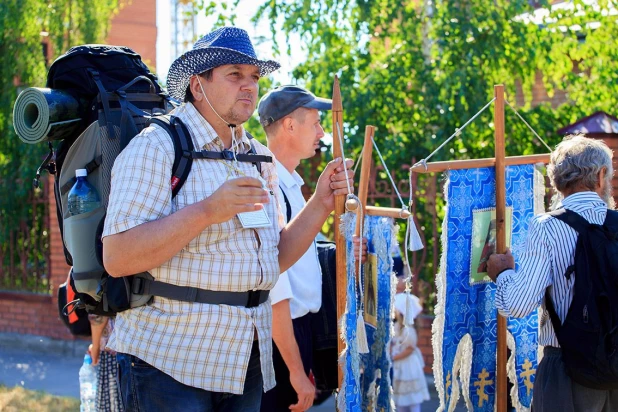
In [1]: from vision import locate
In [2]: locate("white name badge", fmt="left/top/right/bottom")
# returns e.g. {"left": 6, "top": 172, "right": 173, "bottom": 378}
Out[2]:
{"left": 237, "top": 208, "right": 271, "bottom": 228}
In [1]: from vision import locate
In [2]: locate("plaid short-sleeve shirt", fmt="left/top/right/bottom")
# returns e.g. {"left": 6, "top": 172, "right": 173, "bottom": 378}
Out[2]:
{"left": 102, "top": 102, "right": 284, "bottom": 394}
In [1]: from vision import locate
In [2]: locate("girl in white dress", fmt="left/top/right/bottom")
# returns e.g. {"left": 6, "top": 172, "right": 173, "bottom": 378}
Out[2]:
{"left": 391, "top": 293, "right": 430, "bottom": 412}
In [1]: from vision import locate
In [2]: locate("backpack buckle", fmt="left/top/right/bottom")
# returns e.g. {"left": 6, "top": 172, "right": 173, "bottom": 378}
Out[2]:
{"left": 246, "top": 290, "right": 262, "bottom": 308}
{"left": 222, "top": 149, "right": 235, "bottom": 161}
{"left": 132, "top": 277, "right": 145, "bottom": 295}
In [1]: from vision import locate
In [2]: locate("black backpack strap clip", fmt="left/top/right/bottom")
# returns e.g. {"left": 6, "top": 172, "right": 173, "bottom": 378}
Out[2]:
{"left": 34, "top": 142, "right": 56, "bottom": 188}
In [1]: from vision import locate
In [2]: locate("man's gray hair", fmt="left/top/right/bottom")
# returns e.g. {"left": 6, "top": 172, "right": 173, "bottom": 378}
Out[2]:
{"left": 548, "top": 134, "right": 614, "bottom": 193}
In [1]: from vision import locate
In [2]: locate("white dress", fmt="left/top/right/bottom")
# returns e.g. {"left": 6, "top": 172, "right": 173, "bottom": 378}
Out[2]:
{"left": 392, "top": 325, "right": 430, "bottom": 407}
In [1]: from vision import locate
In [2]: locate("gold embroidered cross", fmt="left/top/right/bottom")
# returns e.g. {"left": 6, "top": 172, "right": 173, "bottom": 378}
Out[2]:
{"left": 520, "top": 359, "right": 536, "bottom": 397}
{"left": 446, "top": 371, "right": 452, "bottom": 403}
{"left": 474, "top": 368, "right": 494, "bottom": 407}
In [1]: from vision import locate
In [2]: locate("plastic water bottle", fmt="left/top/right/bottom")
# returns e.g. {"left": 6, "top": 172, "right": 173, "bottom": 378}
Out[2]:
{"left": 68, "top": 169, "right": 100, "bottom": 216}
{"left": 79, "top": 353, "right": 97, "bottom": 412}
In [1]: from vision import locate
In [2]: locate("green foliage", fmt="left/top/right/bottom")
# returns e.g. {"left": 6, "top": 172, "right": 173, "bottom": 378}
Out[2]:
{"left": 234, "top": 0, "right": 618, "bottom": 306}
{"left": 0, "top": 0, "right": 119, "bottom": 292}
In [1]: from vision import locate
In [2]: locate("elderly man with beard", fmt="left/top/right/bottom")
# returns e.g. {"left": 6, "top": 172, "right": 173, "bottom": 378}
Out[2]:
{"left": 487, "top": 134, "right": 618, "bottom": 412}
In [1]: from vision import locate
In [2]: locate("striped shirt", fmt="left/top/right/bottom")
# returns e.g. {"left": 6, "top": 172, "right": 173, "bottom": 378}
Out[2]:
{"left": 495, "top": 191, "right": 608, "bottom": 347}
{"left": 102, "top": 102, "right": 284, "bottom": 394}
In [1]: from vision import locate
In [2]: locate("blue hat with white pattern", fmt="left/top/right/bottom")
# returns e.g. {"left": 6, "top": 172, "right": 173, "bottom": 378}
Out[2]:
{"left": 166, "top": 27, "right": 280, "bottom": 101}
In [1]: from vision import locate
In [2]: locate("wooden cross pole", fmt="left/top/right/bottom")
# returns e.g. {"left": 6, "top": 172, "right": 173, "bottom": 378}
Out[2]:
{"left": 495, "top": 84, "right": 508, "bottom": 412}
{"left": 332, "top": 76, "right": 347, "bottom": 388}
{"left": 409, "top": 84, "right": 550, "bottom": 412}
{"left": 332, "top": 77, "right": 411, "bottom": 389}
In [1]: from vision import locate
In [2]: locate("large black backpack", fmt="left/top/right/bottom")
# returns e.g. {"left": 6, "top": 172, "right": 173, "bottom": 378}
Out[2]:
{"left": 42, "top": 45, "right": 271, "bottom": 322}
{"left": 546, "top": 208, "right": 618, "bottom": 389}
{"left": 42, "top": 44, "right": 171, "bottom": 266}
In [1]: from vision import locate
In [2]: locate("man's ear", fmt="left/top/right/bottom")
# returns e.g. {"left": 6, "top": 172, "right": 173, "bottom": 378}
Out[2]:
{"left": 598, "top": 166, "right": 607, "bottom": 189}
{"left": 282, "top": 117, "right": 295, "bottom": 134}
{"left": 189, "top": 75, "right": 204, "bottom": 102}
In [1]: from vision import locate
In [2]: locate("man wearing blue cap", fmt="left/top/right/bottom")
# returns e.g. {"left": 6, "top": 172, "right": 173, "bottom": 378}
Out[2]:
{"left": 258, "top": 86, "right": 332, "bottom": 412}
{"left": 258, "top": 86, "right": 366, "bottom": 411}
{"left": 102, "top": 28, "right": 354, "bottom": 411}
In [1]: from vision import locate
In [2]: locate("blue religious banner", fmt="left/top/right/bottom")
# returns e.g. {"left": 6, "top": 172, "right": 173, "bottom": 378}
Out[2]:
{"left": 337, "top": 213, "right": 397, "bottom": 412}
{"left": 433, "top": 164, "right": 543, "bottom": 411}
{"left": 361, "top": 215, "right": 396, "bottom": 412}
{"left": 338, "top": 212, "right": 362, "bottom": 411}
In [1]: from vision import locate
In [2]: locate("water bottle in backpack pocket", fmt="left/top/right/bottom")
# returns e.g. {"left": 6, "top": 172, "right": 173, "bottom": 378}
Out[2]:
{"left": 64, "top": 168, "right": 106, "bottom": 305}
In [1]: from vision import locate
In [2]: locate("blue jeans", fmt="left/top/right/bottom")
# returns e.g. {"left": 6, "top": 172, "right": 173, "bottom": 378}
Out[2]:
{"left": 116, "top": 340, "right": 263, "bottom": 411}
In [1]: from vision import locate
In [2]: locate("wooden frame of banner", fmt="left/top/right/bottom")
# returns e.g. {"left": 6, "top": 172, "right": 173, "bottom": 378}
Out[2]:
{"left": 332, "top": 77, "right": 411, "bottom": 390}
{"left": 410, "top": 85, "right": 550, "bottom": 412}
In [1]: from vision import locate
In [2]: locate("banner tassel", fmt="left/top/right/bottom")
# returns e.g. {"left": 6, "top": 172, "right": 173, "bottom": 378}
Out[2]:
{"left": 357, "top": 311, "right": 370, "bottom": 354}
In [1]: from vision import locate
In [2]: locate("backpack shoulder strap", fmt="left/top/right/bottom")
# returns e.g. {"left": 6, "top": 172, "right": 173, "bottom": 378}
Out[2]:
{"left": 548, "top": 208, "right": 591, "bottom": 235}
{"left": 247, "top": 134, "right": 263, "bottom": 175}
{"left": 280, "top": 186, "right": 292, "bottom": 223}
{"left": 88, "top": 69, "right": 114, "bottom": 139}
{"left": 604, "top": 209, "right": 618, "bottom": 231}
{"left": 545, "top": 288, "right": 563, "bottom": 336}
{"left": 147, "top": 115, "right": 194, "bottom": 198}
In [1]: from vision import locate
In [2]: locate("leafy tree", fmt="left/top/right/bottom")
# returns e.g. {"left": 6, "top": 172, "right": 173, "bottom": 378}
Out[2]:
{"left": 0, "top": 0, "right": 119, "bottom": 292}
{"left": 223, "top": 0, "right": 618, "bottom": 306}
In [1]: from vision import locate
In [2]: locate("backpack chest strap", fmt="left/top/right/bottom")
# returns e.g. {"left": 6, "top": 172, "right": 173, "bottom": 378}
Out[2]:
{"left": 188, "top": 149, "right": 272, "bottom": 164}
{"left": 149, "top": 115, "right": 272, "bottom": 197}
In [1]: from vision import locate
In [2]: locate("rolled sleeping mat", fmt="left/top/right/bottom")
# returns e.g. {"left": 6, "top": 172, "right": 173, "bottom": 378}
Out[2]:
{"left": 13, "top": 87, "right": 81, "bottom": 144}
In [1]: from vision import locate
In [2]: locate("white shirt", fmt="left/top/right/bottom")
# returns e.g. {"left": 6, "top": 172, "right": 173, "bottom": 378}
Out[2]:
{"left": 270, "top": 160, "right": 323, "bottom": 319}
{"left": 495, "top": 191, "right": 608, "bottom": 347}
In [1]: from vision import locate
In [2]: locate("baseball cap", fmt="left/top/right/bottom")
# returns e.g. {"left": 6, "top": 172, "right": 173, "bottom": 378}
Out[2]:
{"left": 258, "top": 85, "right": 332, "bottom": 127}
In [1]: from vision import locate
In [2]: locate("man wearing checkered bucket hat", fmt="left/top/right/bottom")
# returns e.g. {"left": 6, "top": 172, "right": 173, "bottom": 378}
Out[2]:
{"left": 102, "top": 27, "right": 355, "bottom": 411}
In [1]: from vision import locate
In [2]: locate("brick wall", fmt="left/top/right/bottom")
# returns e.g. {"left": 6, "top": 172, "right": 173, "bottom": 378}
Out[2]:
{"left": 597, "top": 135, "right": 618, "bottom": 198}
{"left": 416, "top": 315, "right": 434, "bottom": 374}
{"left": 514, "top": 71, "right": 569, "bottom": 108}
{"left": 0, "top": 175, "right": 75, "bottom": 340}
{"left": 106, "top": 0, "right": 157, "bottom": 70}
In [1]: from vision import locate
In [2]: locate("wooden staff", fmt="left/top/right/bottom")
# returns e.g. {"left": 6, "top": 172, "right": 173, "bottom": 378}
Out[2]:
{"left": 494, "top": 84, "right": 508, "bottom": 412}
{"left": 410, "top": 154, "right": 549, "bottom": 174}
{"left": 355, "top": 126, "right": 413, "bottom": 222}
{"left": 332, "top": 76, "right": 347, "bottom": 387}
{"left": 355, "top": 126, "right": 376, "bottom": 236}
{"left": 366, "top": 206, "right": 411, "bottom": 219}
{"left": 332, "top": 79, "right": 413, "bottom": 393}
